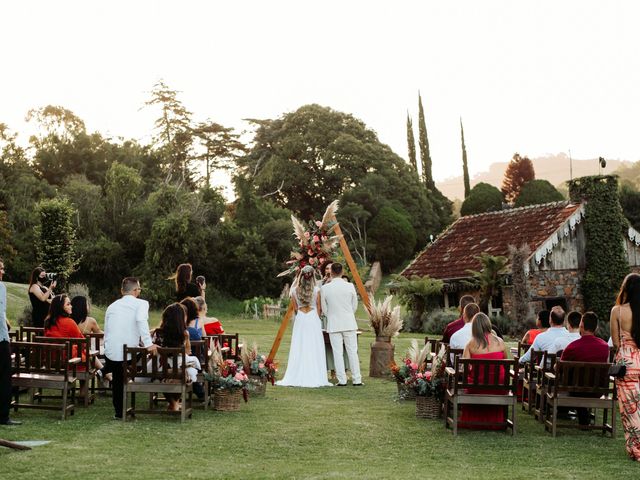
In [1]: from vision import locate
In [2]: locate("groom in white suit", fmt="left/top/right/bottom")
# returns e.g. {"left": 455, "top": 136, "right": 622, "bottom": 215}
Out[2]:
{"left": 320, "top": 263, "right": 363, "bottom": 386}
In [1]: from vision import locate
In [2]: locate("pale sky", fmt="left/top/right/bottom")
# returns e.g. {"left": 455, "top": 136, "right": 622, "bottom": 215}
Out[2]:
{"left": 1, "top": 1, "right": 639, "bottom": 194}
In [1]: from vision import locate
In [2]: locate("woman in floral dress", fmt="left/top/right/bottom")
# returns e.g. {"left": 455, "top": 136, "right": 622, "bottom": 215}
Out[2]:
{"left": 611, "top": 273, "right": 640, "bottom": 461}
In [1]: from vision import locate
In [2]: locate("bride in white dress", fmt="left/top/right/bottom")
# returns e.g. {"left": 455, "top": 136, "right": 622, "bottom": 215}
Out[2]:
{"left": 276, "top": 265, "right": 333, "bottom": 388}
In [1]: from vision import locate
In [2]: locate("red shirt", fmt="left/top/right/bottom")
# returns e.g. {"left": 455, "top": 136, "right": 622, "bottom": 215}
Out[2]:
{"left": 442, "top": 317, "right": 464, "bottom": 344}
{"left": 560, "top": 335, "right": 609, "bottom": 363}
{"left": 204, "top": 321, "right": 224, "bottom": 336}
{"left": 45, "top": 316, "right": 84, "bottom": 339}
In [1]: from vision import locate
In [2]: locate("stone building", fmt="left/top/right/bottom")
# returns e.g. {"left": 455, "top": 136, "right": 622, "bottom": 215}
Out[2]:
{"left": 401, "top": 201, "right": 640, "bottom": 320}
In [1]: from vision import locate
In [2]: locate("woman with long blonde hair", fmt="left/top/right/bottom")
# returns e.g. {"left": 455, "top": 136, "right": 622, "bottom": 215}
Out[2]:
{"left": 276, "top": 265, "right": 332, "bottom": 388}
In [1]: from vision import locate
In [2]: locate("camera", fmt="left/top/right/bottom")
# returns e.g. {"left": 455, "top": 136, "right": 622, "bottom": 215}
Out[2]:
{"left": 40, "top": 272, "right": 58, "bottom": 286}
{"left": 195, "top": 275, "right": 205, "bottom": 286}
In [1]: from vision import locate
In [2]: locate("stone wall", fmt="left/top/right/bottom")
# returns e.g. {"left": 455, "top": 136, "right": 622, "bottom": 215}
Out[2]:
{"left": 502, "top": 269, "right": 585, "bottom": 321}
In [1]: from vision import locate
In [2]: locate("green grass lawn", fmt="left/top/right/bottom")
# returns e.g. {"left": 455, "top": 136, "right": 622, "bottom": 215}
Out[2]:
{"left": 2, "top": 284, "right": 638, "bottom": 478}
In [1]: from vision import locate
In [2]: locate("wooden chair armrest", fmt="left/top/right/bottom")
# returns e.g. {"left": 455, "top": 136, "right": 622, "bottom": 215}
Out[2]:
{"left": 89, "top": 349, "right": 99, "bottom": 356}
{"left": 445, "top": 367, "right": 455, "bottom": 376}
{"left": 544, "top": 372, "right": 555, "bottom": 380}
{"left": 68, "top": 357, "right": 82, "bottom": 365}
{"left": 220, "top": 347, "right": 230, "bottom": 353}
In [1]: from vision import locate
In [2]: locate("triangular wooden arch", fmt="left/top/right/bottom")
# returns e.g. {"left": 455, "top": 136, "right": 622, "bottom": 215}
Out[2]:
{"left": 267, "top": 215, "right": 371, "bottom": 362}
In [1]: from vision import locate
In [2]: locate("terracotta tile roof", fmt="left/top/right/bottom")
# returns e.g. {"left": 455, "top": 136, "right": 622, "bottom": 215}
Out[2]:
{"left": 401, "top": 201, "right": 583, "bottom": 280}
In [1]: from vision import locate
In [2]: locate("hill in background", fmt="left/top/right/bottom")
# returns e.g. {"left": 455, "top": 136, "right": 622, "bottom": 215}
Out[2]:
{"left": 437, "top": 153, "right": 633, "bottom": 201}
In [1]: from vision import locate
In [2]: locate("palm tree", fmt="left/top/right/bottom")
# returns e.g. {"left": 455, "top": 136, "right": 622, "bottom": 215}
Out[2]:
{"left": 467, "top": 253, "right": 509, "bottom": 313}
{"left": 389, "top": 275, "right": 444, "bottom": 332}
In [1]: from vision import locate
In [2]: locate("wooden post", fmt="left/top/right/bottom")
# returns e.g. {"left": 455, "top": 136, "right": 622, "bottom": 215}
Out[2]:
{"left": 0, "top": 439, "right": 31, "bottom": 450}
{"left": 332, "top": 217, "right": 371, "bottom": 311}
{"left": 267, "top": 302, "right": 295, "bottom": 363}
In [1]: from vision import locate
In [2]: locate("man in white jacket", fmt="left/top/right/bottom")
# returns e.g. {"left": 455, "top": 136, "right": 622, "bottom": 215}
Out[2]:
{"left": 321, "top": 263, "right": 362, "bottom": 386}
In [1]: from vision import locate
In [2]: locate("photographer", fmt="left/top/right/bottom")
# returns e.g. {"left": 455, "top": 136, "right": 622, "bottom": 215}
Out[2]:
{"left": 28, "top": 267, "right": 57, "bottom": 328}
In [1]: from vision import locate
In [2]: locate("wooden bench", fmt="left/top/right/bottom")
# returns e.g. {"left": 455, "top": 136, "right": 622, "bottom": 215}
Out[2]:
{"left": 217, "top": 333, "right": 243, "bottom": 361}
{"left": 84, "top": 332, "right": 109, "bottom": 396}
{"left": 544, "top": 360, "right": 616, "bottom": 437}
{"left": 10, "top": 341, "right": 79, "bottom": 420}
{"left": 19, "top": 326, "right": 44, "bottom": 342}
{"left": 34, "top": 336, "right": 99, "bottom": 407}
{"left": 122, "top": 345, "right": 193, "bottom": 422}
{"left": 444, "top": 356, "right": 518, "bottom": 435}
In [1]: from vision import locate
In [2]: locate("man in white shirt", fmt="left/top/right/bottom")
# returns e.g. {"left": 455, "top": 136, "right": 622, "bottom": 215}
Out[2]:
{"left": 104, "top": 277, "right": 156, "bottom": 419}
{"left": 449, "top": 303, "right": 481, "bottom": 357}
{"left": 519, "top": 306, "right": 568, "bottom": 364}
{"left": 549, "top": 310, "right": 581, "bottom": 354}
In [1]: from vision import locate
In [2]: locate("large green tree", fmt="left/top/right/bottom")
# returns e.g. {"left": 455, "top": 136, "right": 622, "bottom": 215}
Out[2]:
{"left": 193, "top": 120, "right": 246, "bottom": 188}
{"left": 417, "top": 93, "right": 432, "bottom": 188}
{"left": 237, "top": 104, "right": 442, "bottom": 264}
{"left": 460, "top": 182, "right": 503, "bottom": 216}
{"left": 514, "top": 179, "right": 564, "bottom": 207}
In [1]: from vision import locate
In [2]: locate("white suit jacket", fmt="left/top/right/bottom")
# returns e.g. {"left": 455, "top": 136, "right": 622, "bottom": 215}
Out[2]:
{"left": 321, "top": 278, "right": 358, "bottom": 333}
{"left": 104, "top": 295, "right": 153, "bottom": 361}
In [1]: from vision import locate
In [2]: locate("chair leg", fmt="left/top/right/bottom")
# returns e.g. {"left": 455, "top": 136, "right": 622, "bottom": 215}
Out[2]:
{"left": 181, "top": 387, "right": 186, "bottom": 423}
{"left": 552, "top": 402, "right": 557, "bottom": 437}
{"left": 512, "top": 402, "right": 517, "bottom": 436}
{"left": 123, "top": 387, "right": 128, "bottom": 422}
{"left": 453, "top": 399, "right": 458, "bottom": 436}
{"left": 62, "top": 384, "right": 68, "bottom": 420}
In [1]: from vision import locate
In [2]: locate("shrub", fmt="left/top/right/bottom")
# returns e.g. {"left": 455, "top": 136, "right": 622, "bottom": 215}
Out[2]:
{"left": 514, "top": 179, "right": 564, "bottom": 207}
{"left": 424, "top": 308, "right": 459, "bottom": 334}
{"left": 368, "top": 206, "right": 416, "bottom": 273}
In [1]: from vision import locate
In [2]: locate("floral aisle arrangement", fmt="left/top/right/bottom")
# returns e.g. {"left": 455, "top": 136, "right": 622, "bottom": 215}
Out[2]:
{"left": 278, "top": 200, "right": 341, "bottom": 282}
{"left": 206, "top": 347, "right": 249, "bottom": 410}
{"left": 241, "top": 341, "right": 278, "bottom": 396}
{"left": 390, "top": 339, "right": 431, "bottom": 400}
{"left": 408, "top": 344, "right": 447, "bottom": 418}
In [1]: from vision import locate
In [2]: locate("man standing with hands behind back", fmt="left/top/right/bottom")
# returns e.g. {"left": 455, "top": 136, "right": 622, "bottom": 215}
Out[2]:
{"left": 1, "top": 258, "right": 21, "bottom": 426}
{"left": 321, "top": 263, "right": 362, "bottom": 386}
{"left": 104, "top": 277, "right": 156, "bottom": 420}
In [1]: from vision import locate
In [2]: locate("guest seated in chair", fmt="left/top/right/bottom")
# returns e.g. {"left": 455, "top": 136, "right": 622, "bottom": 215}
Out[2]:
{"left": 71, "top": 296, "right": 102, "bottom": 334}
{"left": 181, "top": 297, "right": 203, "bottom": 343}
{"left": 152, "top": 303, "right": 201, "bottom": 410}
{"left": 194, "top": 296, "right": 224, "bottom": 336}
{"left": 520, "top": 306, "right": 567, "bottom": 365}
{"left": 521, "top": 309, "right": 550, "bottom": 345}
{"left": 550, "top": 310, "right": 581, "bottom": 354}
{"left": 459, "top": 313, "right": 510, "bottom": 429}
{"left": 442, "top": 295, "right": 476, "bottom": 344}
{"left": 560, "top": 311, "right": 610, "bottom": 426}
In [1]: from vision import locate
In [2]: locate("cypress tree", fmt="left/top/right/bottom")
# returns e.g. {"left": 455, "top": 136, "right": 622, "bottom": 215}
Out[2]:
{"left": 406, "top": 113, "right": 417, "bottom": 173}
{"left": 417, "top": 93, "right": 433, "bottom": 188}
{"left": 461, "top": 117, "right": 470, "bottom": 198}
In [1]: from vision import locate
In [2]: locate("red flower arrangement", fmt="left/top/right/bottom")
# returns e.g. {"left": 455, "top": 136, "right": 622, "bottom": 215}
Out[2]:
{"left": 278, "top": 200, "right": 341, "bottom": 279}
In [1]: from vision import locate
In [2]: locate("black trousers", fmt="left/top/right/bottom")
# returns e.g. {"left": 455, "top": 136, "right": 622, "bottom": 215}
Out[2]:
{"left": 0, "top": 341, "right": 12, "bottom": 422}
{"left": 105, "top": 357, "right": 124, "bottom": 418}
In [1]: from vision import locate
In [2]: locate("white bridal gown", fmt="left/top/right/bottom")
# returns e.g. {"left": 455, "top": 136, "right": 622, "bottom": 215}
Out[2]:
{"left": 276, "top": 288, "right": 333, "bottom": 388}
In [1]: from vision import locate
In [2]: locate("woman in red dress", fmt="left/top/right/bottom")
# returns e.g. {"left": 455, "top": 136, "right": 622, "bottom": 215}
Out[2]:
{"left": 45, "top": 294, "right": 84, "bottom": 340}
{"left": 459, "top": 312, "right": 510, "bottom": 429}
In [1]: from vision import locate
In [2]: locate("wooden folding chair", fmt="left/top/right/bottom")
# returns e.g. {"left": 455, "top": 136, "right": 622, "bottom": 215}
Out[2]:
{"left": 444, "top": 356, "right": 518, "bottom": 435}
{"left": 122, "top": 345, "right": 193, "bottom": 422}
{"left": 544, "top": 360, "right": 616, "bottom": 437}
{"left": 533, "top": 352, "right": 558, "bottom": 423}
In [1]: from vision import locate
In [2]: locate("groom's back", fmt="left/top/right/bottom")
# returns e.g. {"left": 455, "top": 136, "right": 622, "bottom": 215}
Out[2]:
{"left": 321, "top": 279, "right": 358, "bottom": 332}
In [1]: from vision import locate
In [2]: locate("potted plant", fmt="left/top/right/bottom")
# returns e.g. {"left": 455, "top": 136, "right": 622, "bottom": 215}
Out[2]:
{"left": 241, "top": 341, "right": 278, "bottom": 397}
{"left": 206, "top": 347, "right": 249, "bottom": 411}
{"left": 367, "top": 296, "right": 403, "bottom": 377}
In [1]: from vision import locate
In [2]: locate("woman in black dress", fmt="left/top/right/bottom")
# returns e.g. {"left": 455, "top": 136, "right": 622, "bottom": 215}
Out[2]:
{"left": 28, "top": 267, "right": 56, "bottom": 328}
{"left": 172, "top": 263, "right": 205, "bottom": 302}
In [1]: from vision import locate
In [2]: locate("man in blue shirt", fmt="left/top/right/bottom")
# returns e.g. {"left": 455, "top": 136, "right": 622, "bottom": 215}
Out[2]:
{"left": 519, "top": 306, "right": 568, "bottom": 365}
{"left": 1, "top": 257, "right": 22, "bottom": 425}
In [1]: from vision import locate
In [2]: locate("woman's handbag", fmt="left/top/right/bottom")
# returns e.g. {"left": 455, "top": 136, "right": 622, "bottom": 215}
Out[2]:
{"left": 608, "top": 363, "right": 626, "bottom": 378}
{"left": 609, "top": 310, "right": 627, "bottom": 378}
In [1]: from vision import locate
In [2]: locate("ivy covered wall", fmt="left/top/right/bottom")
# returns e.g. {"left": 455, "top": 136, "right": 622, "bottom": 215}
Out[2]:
{"left": 568, "top": 175, "right": 628, "bottom": 332}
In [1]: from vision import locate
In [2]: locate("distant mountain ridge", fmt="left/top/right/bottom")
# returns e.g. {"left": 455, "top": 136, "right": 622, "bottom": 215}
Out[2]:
{"left": 436, "top": 153, "right": 633, "bottom": 201}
